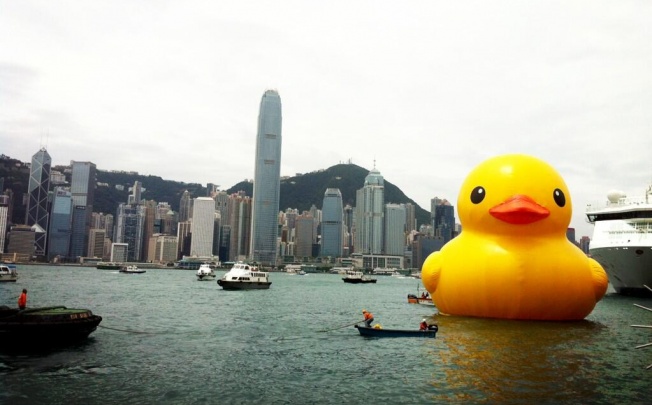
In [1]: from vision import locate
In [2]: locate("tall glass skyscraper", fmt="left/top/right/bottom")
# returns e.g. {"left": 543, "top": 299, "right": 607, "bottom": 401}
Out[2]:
{"left": 355, "top": 168, "right": 385, "bottom": 255}
{"left": 250, "top": 90, "right": 282, "bottom": 266}
{"left": 69, "top": 161, "right": 96, "bottom": 260}
{"left": 321, "top": 188, "right": 343, "bottom": 257}
{"left": 25, "top": 147, "right": 51, "bottom": 256}
{"left": 47, "top": 188, "right": 72, "bottom": 261}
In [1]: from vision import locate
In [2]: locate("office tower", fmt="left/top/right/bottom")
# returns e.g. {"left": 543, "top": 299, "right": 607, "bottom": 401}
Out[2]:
{"left": 228, "top": 192, "right": 252, "bottom": 262}
{"left": 7, "top": 225, "right": 35, "bottom": 258}
{"left": 177, "top": 221, "right": 192, "bottom": 258}
{"left": 151, "top": 234, "right": 178, "bottom": 263}
{"left": 295, "top": 212, "right": 314, "bottom": 259}
{"left": 88, "top": 228, "right": 106, "bottom": 258}
{"left": 190, "top": 197, "right": 215, "bottom": 257}
{"left": 343, "top": 204, "right": 354, "bottom": 256}
{"left": 115, "top": 203, "right": 146, "bottom": 262}
{"left": 111, "top": 243, "right": 129, "bottom": 262}
{"left": 25, "top": 147, "right": 51, "bottom": 256}
{"left": 321, "top": 188, "right": 343, "bottom": 257}
{"left": 250, "top": 89, "right": 282, "bottom": 266}
{"left": 128, "top": 181, "right": 142, "bottom": 205}
{"left": 355, "top": 168, "right": 385, "bottom": 255}
{"left": 179, "top": 190, "right": 192, "bottom": 222}
{"left": 404, "top": 203, "right": 417, "bottom": 232}
{"left": 385, "top": 203, "right": 407, "bottom": 256}
{"left": 433, "top": 199, "right": 455, "bottom": 242}
{"left": 47, "top": 188, "right": 72, "bottom": 261}
{"left": 142, "top": 200, "right": 157, "bottom": 260}
{"left": 69, "top": 161, "right": 96, "bottom": 260}
{"left": 0, "top": 194, "right": 9, "bottom": 253}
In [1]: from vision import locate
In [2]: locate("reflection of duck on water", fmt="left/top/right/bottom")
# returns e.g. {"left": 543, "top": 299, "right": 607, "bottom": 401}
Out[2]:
{"left": 422, "top": 154, "right": 608, "bottom": 320}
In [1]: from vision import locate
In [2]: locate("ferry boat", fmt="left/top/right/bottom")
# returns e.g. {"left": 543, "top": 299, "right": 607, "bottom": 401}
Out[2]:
{"left": 217, "top": 262, "right": 272, "bottom": 290}
{"left": 285, "top": 264, "right": 306, "bottom": 275}
{"left": 586, "top": 185, "right": 652, "bottom": 296}
{"left": 120, "top": 265, "right": 146, "bottom": 274}
{"left": 0, "top": 264, "right": 17, "bottom": 282}
{"left": 342, "top": 270, "right": 377, "bottom": 284}
{"left": 196, "top": 263, "right": 216, "bottom": 281}
{"left": 96, "top": 262, "right": 122, "bottom": 270}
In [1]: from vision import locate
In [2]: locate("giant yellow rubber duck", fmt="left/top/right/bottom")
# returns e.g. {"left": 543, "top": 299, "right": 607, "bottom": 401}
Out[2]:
{"left": 421, "top": 154, "right": 608, "bottom": 320}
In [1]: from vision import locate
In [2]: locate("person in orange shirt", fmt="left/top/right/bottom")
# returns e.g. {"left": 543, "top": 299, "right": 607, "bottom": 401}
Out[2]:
{"left": 362, "top": 309, "right": 374, "bottom": 327}
{"left": 18, "top": 288, "right": 27, "bottom": 310}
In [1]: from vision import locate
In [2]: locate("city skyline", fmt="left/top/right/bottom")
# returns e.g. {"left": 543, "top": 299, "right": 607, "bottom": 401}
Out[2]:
{"left": 2, "top": 2, "right": 650, "bottom": 241}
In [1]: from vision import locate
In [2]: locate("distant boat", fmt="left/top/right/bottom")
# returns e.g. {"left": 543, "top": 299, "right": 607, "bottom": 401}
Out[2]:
{"left": 96, "top": 262, "right": 122, "bottom": 270}
{"left": 0, "top": 264, "right": 17, "bottom": 283}
{"left": 285, "top": 264, "right": 306, "bottom": 275}
{"left": 329, "top": 266, "right": 354, "bottom": 274}
{"left": 342, "top": 270, "right": 377, "bottom": 284}
{"left": 372, "top": 267, "right": 401, "bottom": 276}
{"left": 120, "top": 265, "right": 145, "bottom": 274}
{"left": 354, "top": 324, "right": 438, "bottom": 338}
{"left": 196, "top": 263, "right": 216, "bottom": 281}
{"left": 217, "top": 262, "right": 272, "bottom": 290}
{"left": 407, "top": 294, "right": 435, "bottom": 306}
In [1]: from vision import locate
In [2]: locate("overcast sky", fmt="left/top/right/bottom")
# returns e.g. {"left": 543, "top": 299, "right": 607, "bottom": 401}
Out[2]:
{"left": 1, "top": 1, "right": 651, "bottom": 238}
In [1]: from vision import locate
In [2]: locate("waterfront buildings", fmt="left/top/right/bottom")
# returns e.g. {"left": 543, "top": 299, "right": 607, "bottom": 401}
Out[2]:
{"left": 250, "top": 89, "right": 282, "bottom": 266}
{"left": 25, "top": 148, "right": 51, "bottom": 256}
{"left": 321, "top": 188, "right": 343, "bottom": 257}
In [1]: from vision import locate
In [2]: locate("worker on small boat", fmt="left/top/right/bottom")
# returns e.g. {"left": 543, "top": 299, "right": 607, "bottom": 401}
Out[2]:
{"left": 18, "top": 288, "right": 27, "bottom": 310}
{"left": 419, "top": 319, "right": 428, "bottom": 330}
{"left": 362, "top": 309, "right": 374, "bottom": 327}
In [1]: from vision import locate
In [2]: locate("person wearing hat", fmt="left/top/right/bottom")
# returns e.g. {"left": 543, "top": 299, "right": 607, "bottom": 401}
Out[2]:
{"left": 362, "top": 309, "right": 374, "bottom": 327}
{"left": 18, "top": 288, "right": 27, "bottom": 310}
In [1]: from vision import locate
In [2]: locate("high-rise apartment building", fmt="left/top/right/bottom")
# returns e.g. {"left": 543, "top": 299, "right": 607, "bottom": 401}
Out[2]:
{"left": 321, "top": 188, "right": 343, "bottom": 257}
{"left": 25, "top": 147, "right": 51, "bottom": 256}
{"left": 69, "top": 161, "right": 96, "bottom": 260}
{"left": 190, "top": 197, "right": 215, "bottom": 257}
{"left": 355, "top": 168, "right": 385, "bottom": 255}
{"left": 250, "top": 90, "right": 282, "bottom": 265}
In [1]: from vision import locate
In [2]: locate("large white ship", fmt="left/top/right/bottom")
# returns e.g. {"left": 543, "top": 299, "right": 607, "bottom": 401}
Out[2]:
{"left": 586, "top": 184, "right": 652, "bottom": 296}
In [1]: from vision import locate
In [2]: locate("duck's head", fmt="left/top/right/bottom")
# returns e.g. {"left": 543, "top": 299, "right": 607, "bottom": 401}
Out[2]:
{"left": 457, "top": 154, "right": 572, "bottom": 236}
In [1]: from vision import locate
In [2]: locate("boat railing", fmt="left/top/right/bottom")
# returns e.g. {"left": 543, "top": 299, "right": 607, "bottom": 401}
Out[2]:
{"left": 586, "top": 196, "right": 652, "bottom": 212}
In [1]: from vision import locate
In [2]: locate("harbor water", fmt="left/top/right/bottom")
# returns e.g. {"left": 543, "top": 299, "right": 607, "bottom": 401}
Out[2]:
{"left": 1, "top": 265, "right": 650, "bottom": 404}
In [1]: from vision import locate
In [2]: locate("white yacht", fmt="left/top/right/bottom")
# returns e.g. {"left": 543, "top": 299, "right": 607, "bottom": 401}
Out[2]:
{"left": 217, "top": 262, "right": 271, "bottom": 290}
{"left": 196, "top": 264, "right": 216, "bottom": 281}
{"left": 586, "top": 185, "right": 652, "bottom": 296}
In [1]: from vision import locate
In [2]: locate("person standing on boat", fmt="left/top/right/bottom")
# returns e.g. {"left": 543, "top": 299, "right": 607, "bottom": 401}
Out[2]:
{"left": 420, "top": 319, "right": 428, "bottom": 330}
{"left": 362, "top": 309, "right": 374, "bottom": 327}
{"left": 18, "top": 288, "right": 27, "bottom": 310}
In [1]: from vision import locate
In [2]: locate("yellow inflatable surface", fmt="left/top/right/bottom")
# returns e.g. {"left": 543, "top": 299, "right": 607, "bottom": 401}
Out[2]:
{"left": 421, "top": 154, "right": 608, "bottom": 320}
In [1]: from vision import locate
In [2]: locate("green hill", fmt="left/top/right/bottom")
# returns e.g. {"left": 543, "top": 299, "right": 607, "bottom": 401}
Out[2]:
{"left": 1, "top": 155, "right": 430, "bottom": 227}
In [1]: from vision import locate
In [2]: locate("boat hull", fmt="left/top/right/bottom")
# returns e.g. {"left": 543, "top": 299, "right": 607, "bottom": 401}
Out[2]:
{"left": 342, "top": 278, "right": 377, "bottom": 284}
{"left": 589, "top": 246, "right": 652, "bottom": 296}
{"left": 197, "top": 274, "right": 216, "bottom": 281}
{"left": 0, "top": 306, "right": 102, "bottom": 346}
{"left": 217, "top": 279, "right": 271, "bottom": 290}
{"left": 407, "top": 294, "right": 435, "bottom": 306}
{"left": 354, "top": 325, "right": 437, "bottom": 338}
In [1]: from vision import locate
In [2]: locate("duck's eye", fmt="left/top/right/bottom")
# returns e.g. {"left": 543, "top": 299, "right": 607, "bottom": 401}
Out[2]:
{"left": 470, "top": 186, "right": 485, "bottom": 204}
{"left": 553, "top": 189, "right": 566, "bottom": 207}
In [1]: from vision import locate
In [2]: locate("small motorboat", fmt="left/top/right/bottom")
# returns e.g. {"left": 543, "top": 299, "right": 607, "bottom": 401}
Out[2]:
{"left": 196, "top": 264, "right": 216, "bottom": 281}
{"left": 120, "top": 265, "right": 146, "bottom": 274}
{"left": 0, "top": 264, "right": 17, "bottom": 282}
{"left": 407, "top": 293, "right": 435, "bottom": 306}
{"left": 342, "top": 270, "right": 377, "bottom": 284}
{"left": 354, "top": 324, "right": 438, "bottom": 338}
{"left": 0, "top": 305, "right": 102, "bottom": 346}
{"left": 217, "top": 262, "right": 271, "bottom": 290}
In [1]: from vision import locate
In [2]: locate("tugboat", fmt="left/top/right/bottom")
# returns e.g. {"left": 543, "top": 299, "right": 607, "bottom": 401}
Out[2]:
{"left": 217, "top": 262, "right": 271, "bottom": 290}
{"left": 0, "top": 306, "right": 103, "bottom": 345}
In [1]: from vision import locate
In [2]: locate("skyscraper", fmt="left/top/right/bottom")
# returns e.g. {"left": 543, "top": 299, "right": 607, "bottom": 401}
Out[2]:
{"left": 47, "top": 188, "right": 72, "bottom": 261}
{"left": 190, "top": 197, "right": 216, "bottom": 257}
{"left": 250, "top": 90, "right": 282, "bottom": 266}
{"left": 25, "top": 147, "right": 51, "bottom": 256}
{"left": 433, "top": 198, "right": 455, "bottom": 243}
{"left": 355, "top": 168, "right": 385, "bottom": 255}
{"left": 179, "top": 190, "right": 192, "bottom": 222}
{"left": 384, "top": 203, "right": 406, "bottom": 256}
{"left": 69, "top": 161, "right": 96, "bottom": 260}
{"left": 321, "top": 188, "right": 343, "bottom": 257}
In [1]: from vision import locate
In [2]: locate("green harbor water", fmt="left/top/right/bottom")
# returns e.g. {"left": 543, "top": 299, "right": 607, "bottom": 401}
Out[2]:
{"left": 1, "top": 265, "right": 650, "bottom": 404}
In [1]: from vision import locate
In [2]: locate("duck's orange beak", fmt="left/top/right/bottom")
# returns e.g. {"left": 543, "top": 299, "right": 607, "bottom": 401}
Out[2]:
{"left": 489, "top": 195, "right": 550, "bottom": 225}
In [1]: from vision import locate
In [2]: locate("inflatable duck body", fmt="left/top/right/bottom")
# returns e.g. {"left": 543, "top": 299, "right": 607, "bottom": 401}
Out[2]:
{"left": 421, "top": 154, "right": 608, "bottom": 320}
